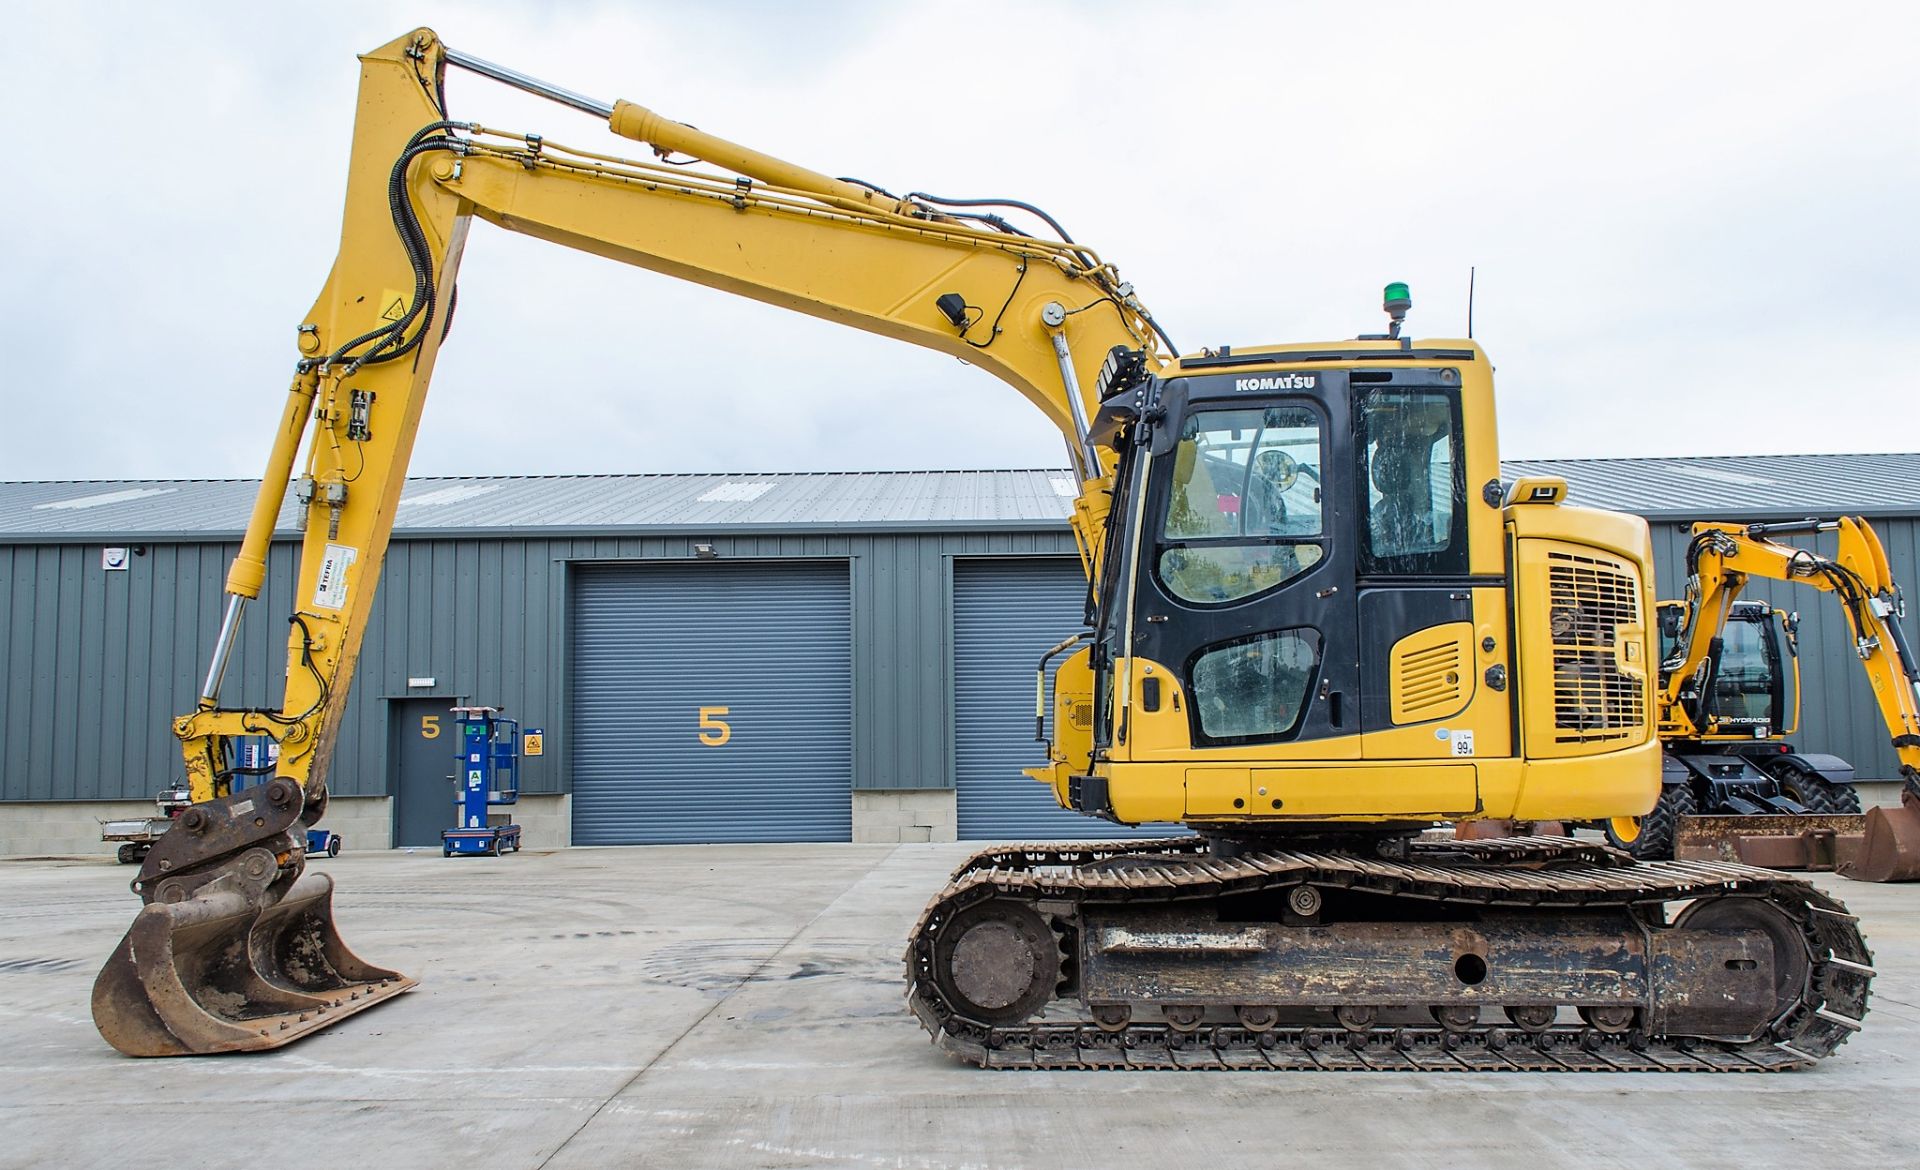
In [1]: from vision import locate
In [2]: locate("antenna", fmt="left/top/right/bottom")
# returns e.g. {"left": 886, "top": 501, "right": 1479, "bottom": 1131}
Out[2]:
{"left": 1467, "top": 266, "right": 1476, "bottom": 339}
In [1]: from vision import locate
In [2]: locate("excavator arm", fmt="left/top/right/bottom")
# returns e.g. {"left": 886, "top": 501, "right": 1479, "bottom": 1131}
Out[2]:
{"left": 1661, "top": 517, "right": 1920, "bottom": 879}
{"left": 93, "top": 27, "right": 1167, "bottom": 1056}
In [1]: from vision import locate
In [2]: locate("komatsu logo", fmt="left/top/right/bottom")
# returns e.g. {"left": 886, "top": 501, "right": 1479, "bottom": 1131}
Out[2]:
{"left": 1234, "top": 374, "right": 1316, "bottom": 392}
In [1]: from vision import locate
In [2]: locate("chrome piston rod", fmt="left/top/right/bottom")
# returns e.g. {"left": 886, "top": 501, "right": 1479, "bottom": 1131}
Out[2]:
{"left": 443, "top": 46, "right": 616, "bottom": 119}
{"left": 1045, "top": 307, "right": 1103, "bottom": 478}
{"left": 199, "top": 595, "right": 247, "bottom": 705}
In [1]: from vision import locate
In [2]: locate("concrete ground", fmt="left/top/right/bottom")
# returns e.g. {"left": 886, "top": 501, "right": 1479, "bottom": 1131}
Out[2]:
{"left": 1, "top": 844, "right": 1915, "bottom": 1170}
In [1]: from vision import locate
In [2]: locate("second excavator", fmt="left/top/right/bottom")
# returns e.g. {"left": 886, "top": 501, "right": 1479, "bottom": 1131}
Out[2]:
{"left": 1602, "top": 517, "right": 1920, "bottom": 880}
{"left": 93, "top": 29, "right": 1873, "bottom": 1071}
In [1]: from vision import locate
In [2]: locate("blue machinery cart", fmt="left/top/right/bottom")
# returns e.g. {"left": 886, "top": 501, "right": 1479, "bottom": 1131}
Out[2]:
{"left": 443, "top": 706, "right": 522, "bottom": 857}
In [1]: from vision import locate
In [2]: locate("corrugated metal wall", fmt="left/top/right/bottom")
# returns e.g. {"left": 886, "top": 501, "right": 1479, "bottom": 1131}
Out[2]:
{"left": 1648, "top": 517, "right": 1920, "bottom": 780}
{"left": 0, "top": 528, "right": 1077, "bottom": 803}
{"left": 9, "top": 513, "right": 1917, "bottom": 808}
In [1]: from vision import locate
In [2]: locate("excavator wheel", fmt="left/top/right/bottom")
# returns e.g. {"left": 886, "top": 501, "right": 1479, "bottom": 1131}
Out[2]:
{"left": 1773, "top": 766, "right": 1863, "bottom": 815}
{"left": 1605, "top": 784, "right": 1696, "bottom": 860}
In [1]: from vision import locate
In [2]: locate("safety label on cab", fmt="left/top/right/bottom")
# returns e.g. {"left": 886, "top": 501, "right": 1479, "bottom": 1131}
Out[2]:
{"left": 1449, "top": 730, "right": 1475, "bottom": 757}
{"left": 312, "top": 544, "right": 357, "bottom": 610}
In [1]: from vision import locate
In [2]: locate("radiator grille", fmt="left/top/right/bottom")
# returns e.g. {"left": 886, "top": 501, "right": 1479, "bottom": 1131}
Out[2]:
{"left": 1547, "top": 551, "right": 1645, "bottom": 742}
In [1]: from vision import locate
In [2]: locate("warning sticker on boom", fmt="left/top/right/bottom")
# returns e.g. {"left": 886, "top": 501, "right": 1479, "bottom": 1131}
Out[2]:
{"left": 313, "top": 544, "right": 358, "bottom": 610}
{"left": 377, "top": 288, "right": 408, "bottom": 323}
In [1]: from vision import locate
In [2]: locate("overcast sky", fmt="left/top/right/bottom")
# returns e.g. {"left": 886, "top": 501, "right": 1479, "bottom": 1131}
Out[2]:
{"left": 3, "top": 1, "right": 1914, "bottom": 482}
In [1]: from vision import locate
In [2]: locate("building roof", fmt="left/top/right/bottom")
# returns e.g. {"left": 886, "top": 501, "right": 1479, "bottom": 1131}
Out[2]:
{"left": 4, "top": 452, "right": 1918, "bottom": 541}
{"left": 1501, "top": 453, "right": 1920, "bottom": 520}
{"left": 0, "top": 470, "right": 1083, "bottom": 540}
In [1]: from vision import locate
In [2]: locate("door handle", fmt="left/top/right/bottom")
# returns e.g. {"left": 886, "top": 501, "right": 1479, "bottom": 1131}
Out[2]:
{"left": 1319, "top": 679, "right": 1343, "bottom": 727}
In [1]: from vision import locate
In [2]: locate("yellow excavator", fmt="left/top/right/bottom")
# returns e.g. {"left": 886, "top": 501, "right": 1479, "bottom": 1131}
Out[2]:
{"left": 92, "top": 28, "right": 1875, "bottom": 1070}
{"left": 1600, "top": 518, "right": 1920, "bottom": 879}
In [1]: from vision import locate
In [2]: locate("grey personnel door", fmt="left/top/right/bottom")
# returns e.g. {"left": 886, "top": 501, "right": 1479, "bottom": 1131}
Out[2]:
{"left": 391, "top": 697, "right": 457, "bottom": 847}
{"left": 569, "top": 561, "right": 852, "bottom": 844}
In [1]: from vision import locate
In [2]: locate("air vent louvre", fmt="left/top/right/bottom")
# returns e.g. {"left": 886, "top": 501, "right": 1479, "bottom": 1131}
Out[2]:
{"left": 1390, "top": 622, "right": 1472, "bottom": 724}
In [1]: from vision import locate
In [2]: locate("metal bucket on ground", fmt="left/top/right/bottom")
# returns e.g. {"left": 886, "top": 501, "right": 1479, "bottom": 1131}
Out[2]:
{"left": 91, "top": 785, "right": 415, "bottom": 1056}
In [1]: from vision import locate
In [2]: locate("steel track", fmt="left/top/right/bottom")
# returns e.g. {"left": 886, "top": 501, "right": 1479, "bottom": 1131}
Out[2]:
{"left": 903, "top": 836, "right": 1874, "bottom": 1072}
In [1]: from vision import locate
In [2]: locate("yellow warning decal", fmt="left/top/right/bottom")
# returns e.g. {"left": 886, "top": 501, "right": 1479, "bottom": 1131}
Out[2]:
{"left": 377, "top": 288, "right": 408, "bottom": 323}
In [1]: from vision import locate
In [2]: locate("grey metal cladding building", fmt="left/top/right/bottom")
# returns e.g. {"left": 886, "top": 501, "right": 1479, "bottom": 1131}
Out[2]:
{"left": 3, "top": 454, "right": 1919, "bottom": 855}
{"left": 0, "top": 471, "right": 1093, "bottom": 854}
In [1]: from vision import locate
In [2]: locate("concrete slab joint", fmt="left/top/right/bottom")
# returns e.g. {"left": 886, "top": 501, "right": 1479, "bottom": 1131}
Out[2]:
{"left": 852, "top": 789, "right": 957, "bottom": 843}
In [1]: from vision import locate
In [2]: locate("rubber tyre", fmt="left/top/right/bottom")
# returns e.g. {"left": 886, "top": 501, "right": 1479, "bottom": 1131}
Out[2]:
{"left": 1607, "top": 784, "right": 1697, "bottom": 860}
{"left": 327, "top": 835, "right": 342, "bottom": 857}
{"left": 1772, "top": 765, "right": 1863, "bottom": 814}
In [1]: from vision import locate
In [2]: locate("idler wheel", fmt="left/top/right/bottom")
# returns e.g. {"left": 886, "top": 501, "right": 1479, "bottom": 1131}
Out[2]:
{"left": 1674, "top": 894, "right": 1811, "bottom": 1024}
{"left": 1335, "top": 1005, "right": 1377, "bottom": 1033}
{"left": 1092, "top": 1003, "right": 1132, "bottom": 1033}
{"left": 932, "top": 900, "right": 1060, "bottom": 1025}
{"left": 1431, "top": 1005, "right": 1480, "bottom": 1033}
{"left": 1163, "top": 1004, "right": 1205, "bottom": 1033}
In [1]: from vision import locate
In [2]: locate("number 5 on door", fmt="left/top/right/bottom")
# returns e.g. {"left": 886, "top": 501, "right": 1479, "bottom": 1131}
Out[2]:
{"left": 698, "top": 706, "right": 731, "bottom": 746}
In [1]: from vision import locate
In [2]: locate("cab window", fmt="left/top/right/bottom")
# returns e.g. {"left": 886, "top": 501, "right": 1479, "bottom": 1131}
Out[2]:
{"left": 1189, "top": 629, "right": 1322, "bottom": 742}
{"left": 1357, "top": 390, "right": 1467, "bottom": 576}
{"left": 1158, "top": 406, "right": 1325, "bottom": 605}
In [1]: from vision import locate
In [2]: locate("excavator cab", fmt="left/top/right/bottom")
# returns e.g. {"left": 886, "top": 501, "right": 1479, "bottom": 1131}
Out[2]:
{"left": 1664, "top": 600, "right": 1797, "bottom": 741}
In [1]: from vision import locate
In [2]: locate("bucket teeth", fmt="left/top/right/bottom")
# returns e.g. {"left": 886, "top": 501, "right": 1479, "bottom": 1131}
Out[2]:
{"left": 92, "top": 871, "right": 415, "bottom": 1056}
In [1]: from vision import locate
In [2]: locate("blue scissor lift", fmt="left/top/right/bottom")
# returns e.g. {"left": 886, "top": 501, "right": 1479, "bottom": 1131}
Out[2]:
{"left": 442, "top": 706, "right": 523, "bottom": 857}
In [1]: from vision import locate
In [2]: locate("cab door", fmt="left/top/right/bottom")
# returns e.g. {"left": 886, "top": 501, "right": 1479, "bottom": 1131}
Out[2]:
{"left": 1348, "top": 376, "right": 1508, "bottom": 766}
{"left": 1127, "top": 374, "right": 1361, "bottom": 761}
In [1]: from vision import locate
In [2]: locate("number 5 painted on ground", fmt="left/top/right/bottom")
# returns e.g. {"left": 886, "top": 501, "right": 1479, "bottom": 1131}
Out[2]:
{"left": 698, "top": 706, "right": 731, "bottom": 746}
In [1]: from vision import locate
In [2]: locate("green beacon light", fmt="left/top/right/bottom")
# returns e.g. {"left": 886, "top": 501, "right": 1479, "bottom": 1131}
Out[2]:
{"left": 1382, "top": 281, "right": 1412, "bottom": 339}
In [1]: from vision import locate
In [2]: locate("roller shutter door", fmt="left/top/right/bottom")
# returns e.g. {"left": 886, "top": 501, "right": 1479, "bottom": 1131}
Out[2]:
{"left": 570, "top": 561, "right": 851, "bottom": 844}
{"left": 953, "top": 558, "right": 1181, "bottom": 840}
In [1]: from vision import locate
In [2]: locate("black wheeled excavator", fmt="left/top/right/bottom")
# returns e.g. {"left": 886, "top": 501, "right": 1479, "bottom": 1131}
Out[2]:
{"left": 1600, "top": 518, "right": 1920, "bottom": 880}
{"left": 92, "top": 29, "right": 1875, "bottom": 1071}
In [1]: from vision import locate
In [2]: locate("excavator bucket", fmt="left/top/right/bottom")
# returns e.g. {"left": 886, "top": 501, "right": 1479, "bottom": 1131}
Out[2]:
{"left": 1838, "top": 803, "right": 1920, "bottom": 883}
{"left": 92, "top": 870, "right": 415, "bottom": 1056}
